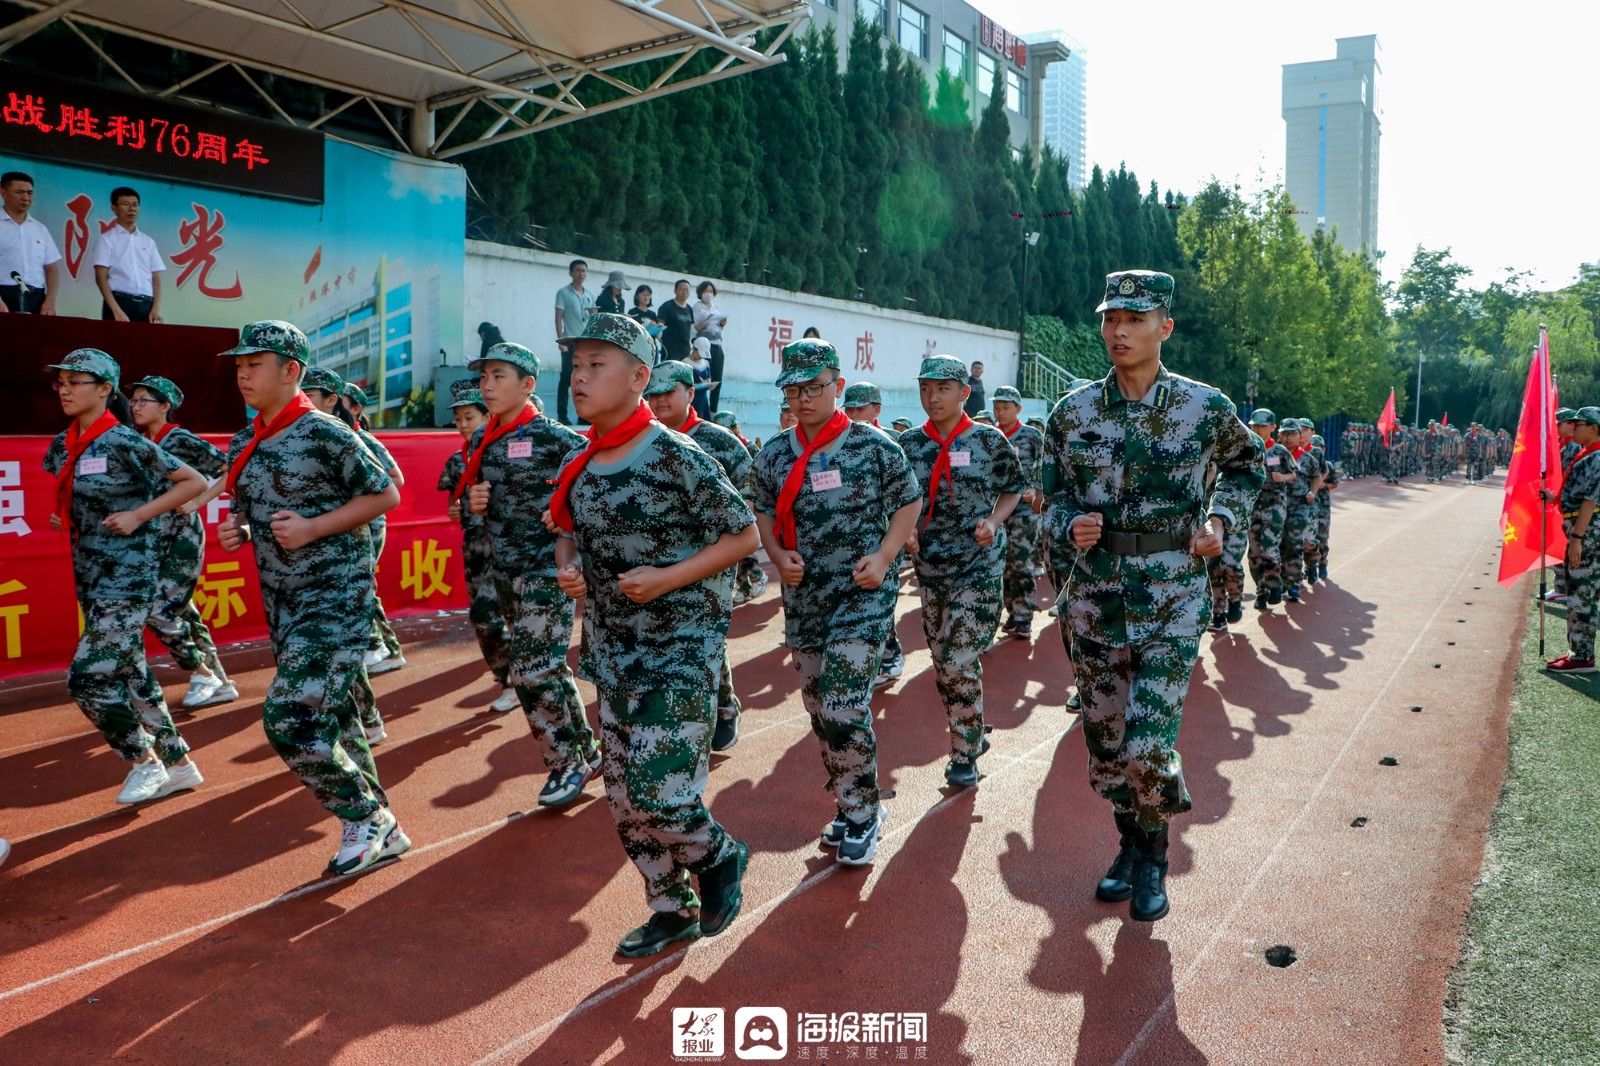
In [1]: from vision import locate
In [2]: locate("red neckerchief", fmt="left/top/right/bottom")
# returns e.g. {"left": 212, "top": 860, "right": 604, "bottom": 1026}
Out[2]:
{"left": 999, "top": 420, "right": 1021, "bottom": 439}
{"left": 226, "top": 392, "right": 318, "bottom": 495}
{"left": 736, "top": 432, "right": 750, "bottom": 446}
{"left": 56, "top": 409, "right": 120, "bottom": 526}
{"left": 774, "top": 410, "right": 851, "bottom": 550}
{"left": 549, "top": 400, "right": 658, "bottom": 532}
{"left": 677, "top": 406, "right": 702, "bottom": 435}
{"left": 1291, "top": 444, "right": 1310, "bottom": 460}
{"left": 1571, "top": 440, "right": 1600, "bottom": 471}
{"left": 1264, "top": 438, "right": 1277, "bottom": 450}
{"left": 455, "top": 402, "right": 536, "bottom": 501}
{"left": 920, "top": 414, "right": 975, "bottom": 529}
{"left": 145, "top": 422, "right": 180, "bottom": 445}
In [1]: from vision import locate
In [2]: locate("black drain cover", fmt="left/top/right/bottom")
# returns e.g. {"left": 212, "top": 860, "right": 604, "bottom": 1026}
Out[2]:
{"left": 1379, "top": 756, "right": 1400, "bottom": 766}
{"left": 1265, "top": 945, "right": 1298, "bottom": 968}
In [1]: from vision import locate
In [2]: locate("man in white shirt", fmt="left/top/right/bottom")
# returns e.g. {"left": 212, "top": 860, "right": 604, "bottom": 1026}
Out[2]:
{"left": 92, "top": 186, "right": 165, "bottom": 323}
{"left": 0, "top": 170, "right": 61, "bottom": 315}
{"left": 551, "top": 258, "right": 593, "bottom": 423}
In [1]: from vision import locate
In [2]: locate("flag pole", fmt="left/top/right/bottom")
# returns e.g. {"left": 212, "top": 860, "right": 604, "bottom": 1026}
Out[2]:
{"left": 1538, "top": 328, "right": 1549, "bottom": 657}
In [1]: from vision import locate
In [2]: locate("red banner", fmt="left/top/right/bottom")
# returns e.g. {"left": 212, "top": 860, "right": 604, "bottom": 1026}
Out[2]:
{"left": 0, "top": 431, "right": 466, "bottom": 681}
{"left": 1498, "top": 330, "right": 1565, "bottom": 586}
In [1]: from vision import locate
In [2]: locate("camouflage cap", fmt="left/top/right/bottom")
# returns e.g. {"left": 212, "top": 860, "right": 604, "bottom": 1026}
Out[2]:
{"left": 1248, "top": 407, "right": 1277, "bottom": 426}
{"left": 448, "top": 378, "right": 486, "bottom": 409}
{"left": 776, "top": 338, "right": 841, "bottom": 388}
{"left": 1025, "top": 416, "right": 1046, "bottom": 429}
{"left": 917, "top": 354, "right": 969, "bottom": 383}
{"left": 301, "top": 366, "right": 345, "bottom": 395}
{"left": 779, "top": 397, "right": 792, "bottom": 412}
{"left": 842, "top": 381, "right": 882, "bottom": 408}
{"left": 1576, "top": 406, "right": 1600, "bottom": 427}
{"left": 130, "top": 374, "right": 183, "bottom": 409}
{"left": 1095, "top": 270, "right": 1175, "bottom": 314}
{"left": 221, "top": 320, "right": 310, "bottom": 363}
{"left": 561, "top": 311, "right": 656, "bottom": 365}
{"left": 1278, "top": 418, "right": 1302, "bottom": 432}
{"left": 645, "top": 360, "right": 696, "bottom": 397}
{"left": 991, "top": 385, "right": 1023, "bottom": 405}
{"left": 1311, "top": 434, "right": 1326, "bottom": 446}
{"left": 1557, "top": 407, "right": 1579, "bottom": 422}
{"left": 711, "top": 409, "right": 739, "bottom": 429}
{"left": 891, "top": 417, "right": 913, "bottom": 431}
{"left": 340, "top": 382, "right": 375, "bottom": 407}
{"left": 469, "top": 341, "right": 541, "bottom": 378}
{"left": 45, "top": 347, "right": 120, "bottom": 388}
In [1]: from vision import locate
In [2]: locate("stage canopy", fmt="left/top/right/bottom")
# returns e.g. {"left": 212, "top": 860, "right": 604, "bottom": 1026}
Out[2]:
{"left": 0, "top": 0, "right": 808, "bottom": 157}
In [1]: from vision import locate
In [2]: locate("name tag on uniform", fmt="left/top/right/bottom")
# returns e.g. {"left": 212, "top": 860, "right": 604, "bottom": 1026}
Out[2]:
{"left": 77, "top": 456, "right": 108, "bottom": 476}
{"left": 1266, "top": 457, "right": 1280, "bottom": 467}
{"left": 506, "top": 440, "right": 533, "bottom": 459}
{"left": 950, "top": 450, "right": 971, "bottom": 468}
{"left": 810, "top": 468, "right": 842, "bottom": 491}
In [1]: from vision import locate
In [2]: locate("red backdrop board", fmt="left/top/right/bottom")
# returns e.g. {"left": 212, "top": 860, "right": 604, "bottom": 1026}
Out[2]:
{"left": 0, "top": 431, "right": 466, "bottom": 681}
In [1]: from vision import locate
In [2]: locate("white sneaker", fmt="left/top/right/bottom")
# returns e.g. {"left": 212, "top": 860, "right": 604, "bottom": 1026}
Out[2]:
{"left": 0, "top": 838, "right": 10, "bottom": 869}
{"left": 116, "top": 758, "right": 171, "bottom": 804}
{"left": 181, "top": 672, "right": 220, "bottom": 708}
{"left": 733, "top": 588, "right": 750, "bottom": 606}
{"left": 363, "top": 648, "right": 387, "bottom": 669}
{"left": 378, "top": 820, "right": 412, "bottom": 861}
{"left": 155, "top": 761, "right": 204, "bottom": 798}
{"left": 365, "top": 722, "right": 388, "bottom": 746}
{"left": 490, "top": 687, "right": 520, "bottom": 713}
{"left": 330, "top": 807, "right": 396, "bottom": 877}
{"left": 367, "top": 653, "right": 407, "bottom": 676}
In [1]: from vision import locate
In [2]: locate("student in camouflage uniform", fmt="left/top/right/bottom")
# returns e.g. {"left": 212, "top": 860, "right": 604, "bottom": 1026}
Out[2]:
{"left": 992, "top": 385, "right": 1045, "bottom": 636}
{"left": 437, "top": 379, "right": 517, "bottom": 714}
{"left": 464, "top": 341, "right": 601, "bottom": 807}
{"left": 217, "top": 321, "right": 407, "bottom": 876}
{"left": 1311, "top": 433, "right": 1337, "bottom": 580}
{"left": 1292, "top": 420, "right": 1329, "bottom": 589}
{"left": 646, "top": 359, "right": 754, "bottom": 751}
{"left": 843, "top": 382, "right": 907, "bottom": 685}
{"left": 1245, "top": 409, "right": 1294, "bottom": 611}
{"left": 900, "top": 357, "right": 1023, "bottom": 786}
{"left": 712, "top": 409, "right": 770, "bottom": 603}
{"left": 752, "top": 339, "right": 922, "bottom": 866}
{"left": 1205, "top": 452, "right": 1258, "bottom": 631}
{"left": 44, "top": 348, "right": 209, "bottom": 806}
{"left": 1043, "top": 271, "right": 1263, "bottom": 922}
{"left": 551, "top": 313, "right": 754, "bottom": 958}
{"left": 1547, "top": 406, "right": 1600, "bottom": 672}
{"left": 127, "top": 374, "right": 237, "bottom": 710}
{"left": 1275, "top": 420, "right": 1316, "bottom": 603}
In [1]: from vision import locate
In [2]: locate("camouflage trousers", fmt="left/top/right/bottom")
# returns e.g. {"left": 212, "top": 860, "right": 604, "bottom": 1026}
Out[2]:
{"left": 882, "top": 551, "right": 907, "bottom": 665}
{"left": 1312, "top": 494, "right": 1332, "bottom": 568}
{"left": 1003, "top": 510, "right": 1042, "bottom": 622}
{"left": 352, "top": 662, "right": 382, "bottom": 731}
{"left": 1061, "top": 626, "right": 1195, "bottom": 831}
{"left": 918, "top": 570, "right": 1002, "bottom": 758}
{"left": 71, "top": 599, "right": 191, "bottom": 765}
{"left": 368, "top": 529, "right": 402, "bottom": 657}
{"left": 1209, "top": 518, "right": 1250, "bottom": 614}
{"left": 464, "top": 528, "right": 510, "bottom": 687}
{"left": 735, "top": 556, "right": 766, "bottom": 599}
{"left": 598, "top": 687, "right": 737, "bottom": 916}
{"left": 497, "top": 572, "right": 594, "bottom": 771}
{"left": 716, "top": 649, "right": 741, "bottom": 722}
{"left": 1280, "top": 500, "right": 1316, "bottom": 587}
{"left": 1247, "top": 497, "right": 1288, "bottom": 596}
{"left": 1565, "top": 528, "right": 1600, "bottom": 659}
{"left": 793, "top": 640, "right": 883, "bottom": 828}
{"left": 145, "top": 515, "right": 224, "bottom": 677}
{"left": 263, "top": 639, "right": 387, "bottom": 820}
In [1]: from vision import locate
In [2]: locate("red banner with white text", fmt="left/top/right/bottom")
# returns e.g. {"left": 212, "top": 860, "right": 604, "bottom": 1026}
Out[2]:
{"left": 0, "top": 432, "right": 466, "bottom": 682}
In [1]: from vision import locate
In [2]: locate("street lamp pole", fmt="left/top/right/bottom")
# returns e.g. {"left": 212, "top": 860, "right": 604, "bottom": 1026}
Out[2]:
{"left": 1414, "top": 349, "right": 1424, "bottom": 428}
{"left": 1018, "top": 230, "right": 1040, "bottom": 389}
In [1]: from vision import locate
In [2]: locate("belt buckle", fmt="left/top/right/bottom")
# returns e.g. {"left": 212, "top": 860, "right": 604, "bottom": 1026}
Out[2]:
{"left": 1130, "top": 532, "right": 1146, "bottom": 555}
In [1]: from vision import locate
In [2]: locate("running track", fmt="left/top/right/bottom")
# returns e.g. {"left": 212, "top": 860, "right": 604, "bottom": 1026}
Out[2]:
{"left": 0, "top": 475, "right": 1519, "bottom": 1064}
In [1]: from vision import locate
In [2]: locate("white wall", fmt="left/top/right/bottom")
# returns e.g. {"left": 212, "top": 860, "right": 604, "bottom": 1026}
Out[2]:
{"left": 464, "top": 240, "right": 1022, "bottom": 442}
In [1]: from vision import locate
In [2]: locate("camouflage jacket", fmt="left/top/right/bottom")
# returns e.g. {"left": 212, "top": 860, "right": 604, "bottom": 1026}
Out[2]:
{"left": 1000, "top": 422, "right": 1045, "bottom": 490}
{"left": 1561, "top": 449, "right": 1600, "bottom": 515}
{"left": 152, "top": 426, "right": 225, "bottom": 546}
{"left": 752, "top": 420, "right": 922, "bottom": 650}
{"left": 355, "top": 428, "right": 396, "bottom": 541}
{"left": 899, "top": 421, "right": 1024, "bottom": 584}
{"left": 565, "top": 424, "right": 754, "bottom": 695}
{"left": 1561, "top": 439, "right": 1581, "bottom": 473}
{"left": 1042, "top": 365, "right": 1264, "bottom": 582}
{"left": 1256, "top": 440, "right": 1294, "bottom": 506}
{"left": 43, "top": 424, "right": 182, "bottom": 602}
{"left": 226, "top": 411, "right": 391, "bottom": 602}
{"left": 1292, "top": 446, "right": 1325, "bottom": 504}
{"left": 686, "top": 418, "right": 753, "bottom": 496}
{"left": 466, "top": 414, "right": 585, "bottom": 579}
{"left": 436, "top": 448, "right": 486, "bottom": 532}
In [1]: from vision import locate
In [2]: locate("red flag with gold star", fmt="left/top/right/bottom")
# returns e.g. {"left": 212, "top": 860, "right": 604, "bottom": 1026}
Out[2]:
{"left": 1498, "top": 328, "right": 1564, "bottom": 585}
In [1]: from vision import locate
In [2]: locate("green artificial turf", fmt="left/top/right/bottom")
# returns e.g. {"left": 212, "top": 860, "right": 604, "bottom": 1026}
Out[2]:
{"left": 1445, "top": 602, "right": 1600, "bottom": 1064}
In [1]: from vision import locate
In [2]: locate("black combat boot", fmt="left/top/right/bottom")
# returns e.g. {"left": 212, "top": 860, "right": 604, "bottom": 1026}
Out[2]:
{"left": 1129, "top": 825, "right": 1171, "bottom": 922}
{"left": 1095, "top": 811, "right": 1141, "bottom": 902}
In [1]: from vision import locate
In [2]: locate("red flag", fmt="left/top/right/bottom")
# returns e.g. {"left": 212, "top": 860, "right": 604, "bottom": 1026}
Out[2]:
{"left": 1498, "top": 328, "right": 1564, "bottom": 586}
{"left": 1376, "top": 388, "right": 1398, "bottom": 445}
{"left": 1441, "top": 412, "right": 1449, "bottom": 427}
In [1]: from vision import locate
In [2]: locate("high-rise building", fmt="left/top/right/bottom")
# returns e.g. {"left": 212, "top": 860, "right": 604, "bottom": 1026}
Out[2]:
{"left": 1282, "top": 35, "right": 1381, "bottom": 255}
{"left": 1026, "top": 31, "right": 1087, "bottom": 188}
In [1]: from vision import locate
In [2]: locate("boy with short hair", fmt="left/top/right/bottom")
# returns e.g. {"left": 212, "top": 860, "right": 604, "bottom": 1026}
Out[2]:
{"left": 991, "top": 384, "right": 1045, "bottom": 637}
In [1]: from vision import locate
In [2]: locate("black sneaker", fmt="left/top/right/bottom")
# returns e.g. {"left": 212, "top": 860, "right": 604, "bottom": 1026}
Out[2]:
{"left": 836, "top": 807, "right": 885, "bottom": 866}
{"left": 1206, "top": 613, "right": 1227, "bottom": 632}
{"left": 1067, "top": 689, "right": 1082, "bottom": 710}
{"left": 615, "top": 911, "right": 702, "bottom": 958}
{"left": 820, "top": 809, "right": 848, "bottom": 849}
{"left": 537, "top": 758, "right": 596, "bottom": 808}
{"left": 696, "top": 840, "right": 749, "bottom": 936}
{"left": 1318, "top": 563, "right": 1329, "bottom": 581}
{"left": 1004, "top": 617, "right": 1031, "bottom": 638}
{"left": 1254, "top": 594, "right": 1269, "bottom": 611}
{"left": 712, "top": 714, "right": 740, "bottom": 752}
{"left": 1285, "top": 586, "right": 1301, "bottom": 604}
{"left": 944, "top": 756, "right": 979, "bottom": 788}
{"left": 1226, "top": 600, "right": 1244, "bottom": 624}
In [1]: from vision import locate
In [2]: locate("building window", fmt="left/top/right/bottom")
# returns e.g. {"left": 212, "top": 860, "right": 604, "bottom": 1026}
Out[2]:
{"left": 1006, "top": 69, "right": 1024, "bottom": 114}
{"left": 856, "top": 0, "right": 887, "bottom": 34}
{"left": 897, "top": 3, "right": 928, "bottom": 59}
{"left": 942, "top": 29, "right": 969, "bottom": 81}
{"left": 977, "top": 51, "right": 997, "bottom": 99}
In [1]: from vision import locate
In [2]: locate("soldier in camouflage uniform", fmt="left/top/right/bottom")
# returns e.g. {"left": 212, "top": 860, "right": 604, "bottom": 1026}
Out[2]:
{"left": 1246, "top": 409, "right": 1294, "bottom": 611}
{"left": 551, "top": 313, "right": 754, "bottom": 958}
{"left": 646, "top": 359, "right": 755, "bottom": 751}
{"left": 1292, "top": 420, "right": 1330, "bottom": 589}
{"left": 712, "top": 409, "right": 770, "bottom": 604}
{"left": 1205, "top": 454, "right": 1257, "bottom": 631}
{"left": 437, "top": 379, "right": 517, "bottom": 713}
{"left": 844, "top": 382, "right": 907, "bottom": 684}
{"left": 1044, "top": 271, "right": 1264, "bottom": 922}
{"left": 900, "top": 357, "right": 1023, "bottom": 786}
{"left": 1275, "top": 420, "right": 1319, "bottom": 603}
{"left": 1311, "top": 433, "right": 1337, "bottom": 580}
{"left": 217, "top": 322, "right": 407, "bottom": 876}
{"left": 992, "top": 385, "right": 1045, "bottom": 637}
{"left": 463, "top": 341, "right": 601, "bottom": 806}
{"left": 752, "top": 339, "right": 923, "bottom": 866}
{"left": 127, "top": 374, "right": 237, "bottom": 710}
{"left": 44, "top": 348, "right": 209, "bottom": 806}
{"left": 1547, "top": 406, "right": 1600, "bottom": 672}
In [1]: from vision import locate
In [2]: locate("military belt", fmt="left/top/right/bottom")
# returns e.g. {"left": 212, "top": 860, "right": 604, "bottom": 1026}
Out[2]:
{"left": 1098, "top": 527, "right": 1190, "bottom": 555}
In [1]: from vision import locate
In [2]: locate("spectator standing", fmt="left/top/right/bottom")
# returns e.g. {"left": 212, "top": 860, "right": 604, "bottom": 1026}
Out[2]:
{"left": 658, "top": 279, "right": 696, "bottom": 363}
{"left": 628, "top": 285, "right": 664, "bottom": 345}
{"left": 0, "top": 171, "right": 61, "bottom": 315}
{"left": 553, "top": 259, "right": 595, "bottom": 423}
{"left": 597, "top": 270, "right": 629, "bottom": 315}
{"left": 477, "top": 321, "right": 505, "bottom": 361}
{"left": 963, "top": 361, "right": 987, "bottom": 417}
{"left": 92, "top": 186, "right": 164, "bottom": 323}
{"left": 693, "top": 281, "right": 729, "bottom": 411}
